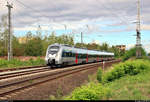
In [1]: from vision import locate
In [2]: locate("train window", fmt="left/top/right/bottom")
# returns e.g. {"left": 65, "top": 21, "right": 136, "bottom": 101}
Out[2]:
{"left": 81, "top": 54, "right": 83, "bottom": 58}
{"left": 62, "top": 51, "right": 69, "bottom": 57}
{"left": 82, "top": 54, "right": 86, "bottom": 58}
{"left": 68, "top": 52, "right": 70, "bottom": 57}
{"left": 92, "top": 55, "right": 94, "bottom": 58}
{"left": 72, "top": 52, "right": 74, "bottom": 57}
{"left": 62, "top": 51, "right": 65, "bottom": 57}
{"left": 69, "top": 52, "right": 71, "bottom": 57}
{"left": 69, "top": 52, "right": 72, "bottom": 57}
{"left": 80, "top": 53, "right": 83, "bottom": 58}
{"left": 78, "top": 53, "right": 80, "bottom": 58}
{"left": 79, "top": 54, "right": 81, "bottom": 58}
{"left": 48, "top": 46, "right": 59, "bottom": 54}
{"left": 67, "top": 52, "right": 70, "bottom": 57}
{"left": 85, "top": 54, "right": 86, "bottom": 58}
{"left": 80, "top": 54, "right": 82, "bottom": 58}
{"left": 90, "top": 55, "right": 92, "bottom": 58}
{"left": 89, "top": 55, "right": 91, "bottom": 58}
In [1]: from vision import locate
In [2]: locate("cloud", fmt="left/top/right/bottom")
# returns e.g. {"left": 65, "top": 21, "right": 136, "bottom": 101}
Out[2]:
{"left": 126, "top": 44, "right": 135, "bottom": 50}
{"left": 141, "top": 24, "right": 150, "bottom": 30}
{"left": 0, "top": 0, "right": 150, "bottom": 35}
{"left": 143, "top": 43, "right": 150, "bottom": 53}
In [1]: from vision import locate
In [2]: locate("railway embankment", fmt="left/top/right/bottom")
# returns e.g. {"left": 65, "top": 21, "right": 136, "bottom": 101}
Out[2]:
{"left": 0, "top": 60, "right": 120, "bottom": 100}
{"left": 64, "top": 59, "right": 150, "bottom": 100}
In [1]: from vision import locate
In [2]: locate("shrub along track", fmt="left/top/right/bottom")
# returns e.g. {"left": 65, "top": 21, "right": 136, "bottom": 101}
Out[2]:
{"left": 0, "top": 60, "right": 120, "bottom": 100}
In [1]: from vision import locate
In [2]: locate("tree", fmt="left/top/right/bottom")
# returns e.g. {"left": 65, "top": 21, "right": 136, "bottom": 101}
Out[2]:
{"left": 0, "top": 14, "right": 8, "bottom": 56}
{"left": 25, "top": 37, "right": 43, "bottom": 56}
{"left": 75, "top": 43, "right": 83, "bottom": 48}
{"left": 36, "top": 25, "right": 42, "bottom": 39}
{"left": 24, "top": 28, "right": 43, "bottom": 56}
{"left": 122, "top": 47, "right": 146, "bottom": 61}
{"left": 48, "top": 31, "right": 57, "bottom": 44}
{"left": 100, "top": 43, "right": 109, "bottom": 51}
{"left": 86, "top": 43, "right": 98, "bottom": 50}
{"left": 57, "top": 34, "right": 74, "bottom": 45}
{"left": 108, "top": 46, "right": 121, "bottom": 58}
{"left": 12, "top": 36, "right": 25, "bottom": 56}
{"left": 26, "top": 31, "right": 33, "bottom": 43}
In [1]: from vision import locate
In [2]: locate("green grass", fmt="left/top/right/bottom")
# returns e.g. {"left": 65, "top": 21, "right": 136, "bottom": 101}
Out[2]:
{"left": 102, "top": 59, "right": 150, "bottom": 83}
{"left": 62, "top": 59, "right": 150, "bottom": 100}
{"left": 64, "top": 72, "right": 150, "bottom": 100}
{"left": 106, "top": 71, "right": 150, "bottom": 100}
{"left": 0, "top": 57, "right": 45, "bottom": 69}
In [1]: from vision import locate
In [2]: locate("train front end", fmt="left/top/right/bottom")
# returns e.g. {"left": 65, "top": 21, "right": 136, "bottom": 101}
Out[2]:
{"left": 45, "top": 44, "right": 61, "bottom": 66}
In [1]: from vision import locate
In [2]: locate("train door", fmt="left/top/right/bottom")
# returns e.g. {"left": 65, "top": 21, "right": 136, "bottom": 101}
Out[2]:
{"left": 75, "top": 53, "right": 78, "bottom": 64}
{"left": 86, "top": 53, "right": 88, "bottom": 63}
{"left": 97, "top": 55, "right": 99, "bottom": 62}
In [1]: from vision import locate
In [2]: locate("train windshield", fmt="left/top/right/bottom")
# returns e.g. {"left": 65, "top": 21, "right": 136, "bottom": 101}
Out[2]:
{"left": 48, "top": 46, "right": 59, "bottom": 54}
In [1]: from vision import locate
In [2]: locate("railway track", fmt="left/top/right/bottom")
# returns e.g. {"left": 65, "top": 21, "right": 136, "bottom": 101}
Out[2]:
{"left": 0, "top": 67, "right": 50, "bottom": 80}
{"left": 0, "top": 65, "right": 47, "bottom": 72}
{"left": 0, "top": 60, "right": 120, "bottom": 99}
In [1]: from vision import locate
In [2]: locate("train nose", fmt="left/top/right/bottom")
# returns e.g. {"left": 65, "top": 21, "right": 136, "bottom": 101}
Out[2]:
{"left": 49, "top": 54, "right": 56, "bottom": 58}
{"left": 48, "top": 54, "right": 56, "bottom": 65}
{"left": 48, "top": 59, "right": 55, "bottom": 65}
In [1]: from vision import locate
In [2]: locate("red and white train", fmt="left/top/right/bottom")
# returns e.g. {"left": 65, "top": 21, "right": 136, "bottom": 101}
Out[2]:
{"left": 45, "top": 43, "right": 114, "bottom": 67}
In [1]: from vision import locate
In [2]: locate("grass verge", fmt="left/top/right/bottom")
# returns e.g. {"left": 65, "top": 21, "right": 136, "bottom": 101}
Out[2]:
{"left": 0, "top": 57, "right": 45, "bottom": 69}
{"left": 62, "top": 59, "right": 150, "bottom": 100}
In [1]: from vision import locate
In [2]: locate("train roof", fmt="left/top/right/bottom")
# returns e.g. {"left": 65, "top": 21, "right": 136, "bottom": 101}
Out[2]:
{"left": 49, "top": 43, "right": 114, "bottom": 55}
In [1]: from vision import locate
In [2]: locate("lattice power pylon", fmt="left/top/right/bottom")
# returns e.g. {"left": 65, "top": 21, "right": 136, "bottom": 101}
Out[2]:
{"left": 136, "top": 0, "right": 142, "bottom": 58}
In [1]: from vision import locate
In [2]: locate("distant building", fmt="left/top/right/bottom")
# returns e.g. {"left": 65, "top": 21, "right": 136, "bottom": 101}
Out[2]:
{"left": 91, "top": 40, "right": 100, "bottom": 45}
{"left": 18, "top": 37, "right": 27, "bottom": 44}
{"left": 116, "top": 45, "right": 126, "bottom": 52}
{"left": 18, "top": 37, "right": 33, "bottom": 44}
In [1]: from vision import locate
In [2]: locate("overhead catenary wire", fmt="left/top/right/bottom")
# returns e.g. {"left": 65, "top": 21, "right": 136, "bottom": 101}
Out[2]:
{"left": 6, "top": 0, "right": 135, "bottom": 38}
{"left": 11, "top": 0, "right": 131, "bottom": 26}
{"left": 15, "top": 0, "right": 49, "bottom": 18}
{"left": 15, "top": 0, "right": 71, "bottom": 35}
{"left": 14, "top": 0, "right": 130, "bottom": 28}
{"left": 96, "top": 0, "right": 131, "bottom": 25}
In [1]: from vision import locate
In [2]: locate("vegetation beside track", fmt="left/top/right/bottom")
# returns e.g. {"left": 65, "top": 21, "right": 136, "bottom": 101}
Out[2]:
{"left": 121, "top": 47, "right": 146, "bottom": 61}
{"left": 0, "top": 57, "right": 45, "bottom": 69}
{"left": 61, "top": 59, "right": 150, "bottom": 100}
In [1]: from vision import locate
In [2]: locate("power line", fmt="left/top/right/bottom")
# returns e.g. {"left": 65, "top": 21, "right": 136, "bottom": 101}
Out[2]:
{"left": 14, "top": 0, "right": 68, "bottom": 33}
{"left": 96, "top": 0, "right": 131, "bottom": 25}
{"left": 15, "top": 0, "right": 49, "bottom": 18}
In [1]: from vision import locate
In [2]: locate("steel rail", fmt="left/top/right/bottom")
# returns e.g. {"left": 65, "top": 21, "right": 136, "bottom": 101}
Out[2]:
{"left": 0, "top": 60, "right": 120, "bottom": 98}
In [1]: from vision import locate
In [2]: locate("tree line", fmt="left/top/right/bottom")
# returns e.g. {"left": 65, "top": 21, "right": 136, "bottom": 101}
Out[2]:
{"left": 0, "top": 15, "right": 124, "bottom": 57}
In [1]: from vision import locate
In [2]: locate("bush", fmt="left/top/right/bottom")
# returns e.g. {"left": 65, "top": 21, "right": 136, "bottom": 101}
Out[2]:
{"left": 122, "top": 47, "right": 146, "bottom": 61}
{"left": 103, "top": 60, "right": 150, "bottom": 83}
{"left": 97, "top": 67, "right": 103, "bottom": 83}
{"left": 65, "top": 82, "right": 111, "bottom": 100}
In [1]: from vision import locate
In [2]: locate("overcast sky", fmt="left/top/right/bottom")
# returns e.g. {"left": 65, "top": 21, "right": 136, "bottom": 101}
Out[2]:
{"left": 0, "top": 0, "right": 150, "bottom": 52}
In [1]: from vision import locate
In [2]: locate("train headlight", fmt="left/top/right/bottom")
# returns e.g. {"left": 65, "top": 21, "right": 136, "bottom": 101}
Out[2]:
{"left": 56, "top": 53, "right": 58, "bottom": 57}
